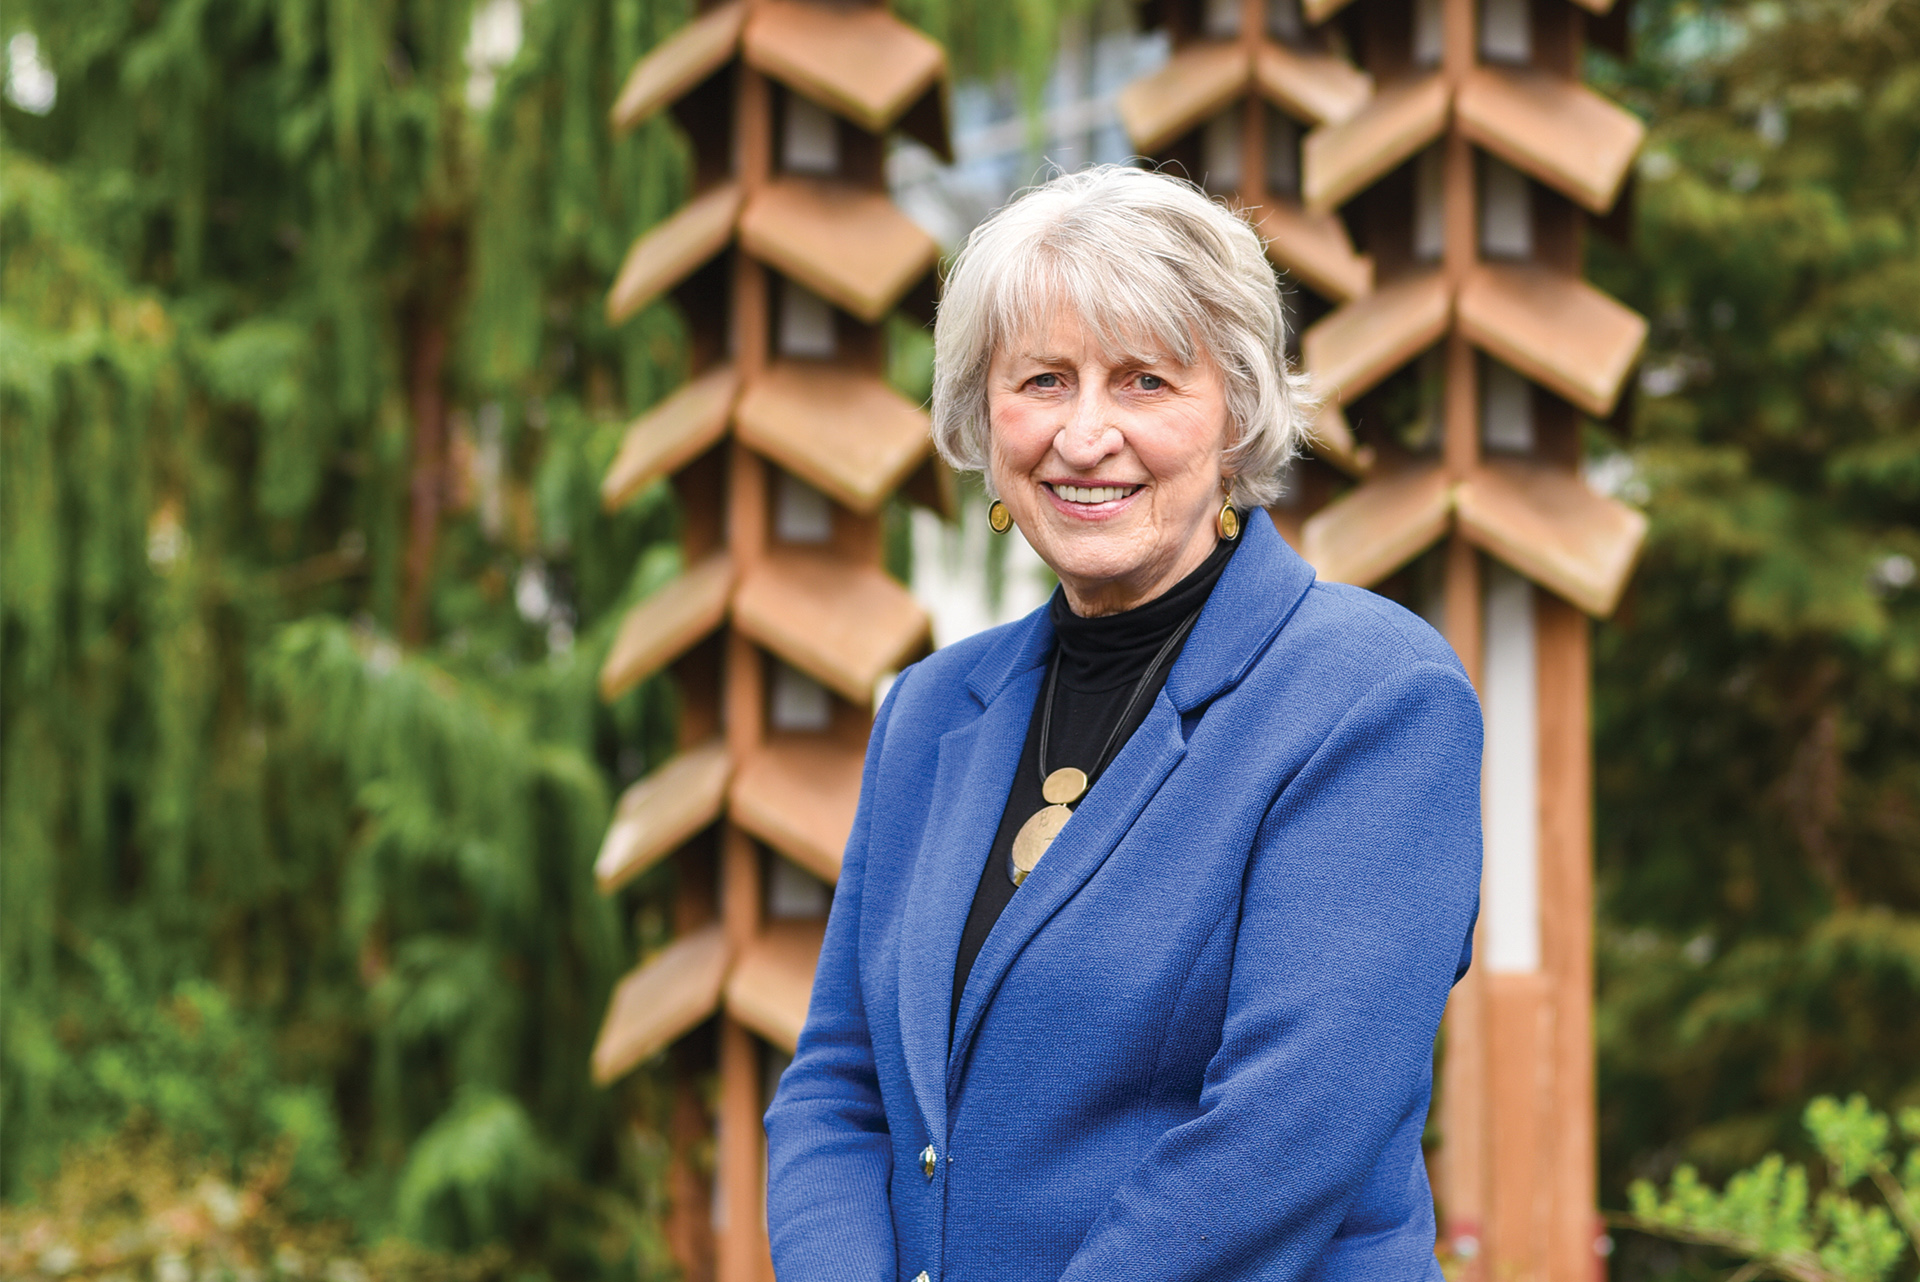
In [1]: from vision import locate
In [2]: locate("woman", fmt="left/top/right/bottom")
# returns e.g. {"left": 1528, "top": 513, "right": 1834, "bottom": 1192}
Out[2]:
{"left": 765, "top": 166, "right": 1482, "bottom": 1281}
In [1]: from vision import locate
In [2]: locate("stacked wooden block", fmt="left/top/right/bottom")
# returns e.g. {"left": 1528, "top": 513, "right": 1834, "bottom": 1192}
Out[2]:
{"left": 588, "top": 3, "right": 950, "bottom": 1277}
{"left": 1122, "top": 0, "right": 1645, "bottom": 1278}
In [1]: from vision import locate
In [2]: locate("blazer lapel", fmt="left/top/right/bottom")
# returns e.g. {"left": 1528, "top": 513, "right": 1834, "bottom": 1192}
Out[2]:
{"left": 895, "top": 623, "right": 1049, "bottom": 1144}
{"left": 947, "top": 694, "right": 1189, "bottom": 1078}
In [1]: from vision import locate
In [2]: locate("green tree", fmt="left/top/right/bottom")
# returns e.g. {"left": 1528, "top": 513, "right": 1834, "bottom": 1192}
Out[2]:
{"left": 1, "top": 0, "right": 693, "bottom": 1268}
{"left": 1589, "top": 0, "right": 1920, "bottom": 1274}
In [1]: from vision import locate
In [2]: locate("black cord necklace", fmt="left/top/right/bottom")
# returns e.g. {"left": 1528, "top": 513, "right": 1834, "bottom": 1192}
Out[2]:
{"left": 1008, "top": 604, "right": 1205, "bottom": 886}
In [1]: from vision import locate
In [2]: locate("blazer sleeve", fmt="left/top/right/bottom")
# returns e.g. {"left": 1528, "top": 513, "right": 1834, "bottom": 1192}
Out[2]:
{"left": 1058, "top": 660, "right": 1484, "bottom": 1282}
{"left": 763, "top": 675, "right": 902, "bottom": 1282}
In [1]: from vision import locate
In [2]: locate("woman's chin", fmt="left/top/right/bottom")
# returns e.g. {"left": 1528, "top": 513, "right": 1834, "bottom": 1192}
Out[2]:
{"left": 1037, "top": 540, "right": 1160, "bottom": 601}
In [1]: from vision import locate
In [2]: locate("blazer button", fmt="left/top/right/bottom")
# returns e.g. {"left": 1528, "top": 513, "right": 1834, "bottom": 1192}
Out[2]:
{"left": 920, "top": 1145, "right": 937, "bottom": 1179}
{"left": 912, "top": 1274, "right": 931, "bottom": 1282}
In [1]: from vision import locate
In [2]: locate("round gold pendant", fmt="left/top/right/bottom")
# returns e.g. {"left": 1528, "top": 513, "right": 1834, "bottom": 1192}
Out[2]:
{"left": 1011, "top": 804, "right": 1073, "bottom": 885}
{"left": 1042, "top": 767, "right": 1088, "bottom": 805}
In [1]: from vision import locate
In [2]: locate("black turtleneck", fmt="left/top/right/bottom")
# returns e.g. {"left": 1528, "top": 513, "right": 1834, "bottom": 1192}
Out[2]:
{"left": 950, "top": 534, "right": 1240, "bottom": 1038}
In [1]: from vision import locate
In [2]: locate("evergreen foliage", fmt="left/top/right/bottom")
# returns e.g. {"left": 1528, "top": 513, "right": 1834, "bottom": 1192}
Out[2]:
{"left": 1589, "top": 0, "right": 1920, "bottom": 1272}
{"left": 0, "top": 0, "right": 694, "bottom": 1268}
{"left": 1623, "top": 1095, "right": 1920, "bottom": 1281}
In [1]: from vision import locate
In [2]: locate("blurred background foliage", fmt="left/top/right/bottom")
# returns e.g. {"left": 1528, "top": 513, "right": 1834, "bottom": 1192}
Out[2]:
{"left": 0, "top": 0, "right": 1915, "bottom": 1277}
{"left": 1589, "top": 0, "right": 1920, "bottom": 1275}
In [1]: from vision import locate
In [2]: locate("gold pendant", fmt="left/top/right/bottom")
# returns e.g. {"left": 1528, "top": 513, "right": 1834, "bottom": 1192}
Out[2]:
{"left": 1011, "top": 804, "right": 1074, "bottom": 885}
{"left": 1042, "top": 767, "right": 1088, "bottom": 805}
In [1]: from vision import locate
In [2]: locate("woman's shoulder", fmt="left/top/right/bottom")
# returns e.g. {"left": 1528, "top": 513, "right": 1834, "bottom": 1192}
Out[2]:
{"left": 1251, "top": 577, "right": 1474, "bottom": 708}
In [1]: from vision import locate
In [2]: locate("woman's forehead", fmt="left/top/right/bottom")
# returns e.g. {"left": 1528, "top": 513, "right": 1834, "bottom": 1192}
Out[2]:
{"left": 995, "top": 304, "right": 1197, "bottom": 368}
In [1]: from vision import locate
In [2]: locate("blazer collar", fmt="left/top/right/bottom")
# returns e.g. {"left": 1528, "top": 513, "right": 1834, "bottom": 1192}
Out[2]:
{"left": 960, "top": 506, "right": 1315, "bottom": 714}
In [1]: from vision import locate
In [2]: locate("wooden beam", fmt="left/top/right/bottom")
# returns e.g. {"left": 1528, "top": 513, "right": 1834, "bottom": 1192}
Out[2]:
{"left": 596, "top": 741, "right": 735, "bottom": 894}
{"left": 600, "top": 554, "right": 737, "bottom": 702}
{"left": 739, "top": 179, "right": 938, "bottom": 325}
{"left": 1300, "top": 269, "right": 1451, "bottom": 404}
{"left": 607, "top": 183, "right": 744, "bottom": 327}
{"left": 1300, "top": 0, "right": 1361, "bottom": 27}
{"left": 1537, "top": 595, "right": 1598, "bottom": 1281}
{"left": 1455, "top": 459, "right": 1647, "bottom": 618}
{"left": 591, "top": 924, "right": 733, "bottom": 1085}
{"left": 610, "top": 0, "right": 747, "bottom": 134}
{"left": 1299, "top": 463, "right": 1454, "bottom": 587}
{"left": 1116, "top": 42, "right": 1250, "bottom": 155}
{"left": 1301, "top": 74, "right": 1449, "bottom": 213}
{"left": 1255, "top": 41, "right": 1373, "bottom": 127}
{"left": 1456, "top": 66, "right": 1644, "bottom": 215}
{"left": 742, "top": 0, "right": 946, "bottom": 135}
{"left": 732, "top": 553, "right": 929, "bottom": 705}
{"left": 724, "top": 920, "right": 827, "bottom": 1054}
{"left": 1255, "top": 199, "right": 1375, "bottom": 304}
{"left": 735, "top": 362, "right": 930, "bottom": 516}
{"left": 603, "top": 366, "right": 741, "bottom": 512}
{"left": 729, "top": 737, "right": 863, "bottom": 884}
{"left": 1457, "top": 262, "right": 1647, "bottom": 418}
{"left": 1484, "top": 971, "right": 1558, "bottom": 1279}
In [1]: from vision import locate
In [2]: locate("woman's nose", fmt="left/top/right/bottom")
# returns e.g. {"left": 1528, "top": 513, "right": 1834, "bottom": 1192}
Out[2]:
{"left": 1053, "top": 390, "right": 1122, "bottom": 467}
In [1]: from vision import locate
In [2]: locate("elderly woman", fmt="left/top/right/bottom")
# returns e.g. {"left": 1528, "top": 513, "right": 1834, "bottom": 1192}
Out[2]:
{"left": 765, "top": 165, "right": 1482, "bottom": 1281}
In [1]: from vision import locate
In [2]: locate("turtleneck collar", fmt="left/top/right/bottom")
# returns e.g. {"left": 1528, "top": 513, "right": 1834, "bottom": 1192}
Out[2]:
{"left": 1048, "top": 535, "right": 1240, "bottom": 692}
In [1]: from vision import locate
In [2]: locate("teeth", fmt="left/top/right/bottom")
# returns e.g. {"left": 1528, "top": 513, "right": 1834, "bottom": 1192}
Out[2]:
{"left": 1053, "top": 484, "right": 1133, "bottom": 504}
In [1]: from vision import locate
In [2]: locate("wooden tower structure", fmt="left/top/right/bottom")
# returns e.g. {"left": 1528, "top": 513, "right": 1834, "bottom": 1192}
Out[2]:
{"left": 587, "top": 5, "right": 951, "bottom": 1279}
{"left": 1121, "top": 0, "right": 1648, "bottom": 1278}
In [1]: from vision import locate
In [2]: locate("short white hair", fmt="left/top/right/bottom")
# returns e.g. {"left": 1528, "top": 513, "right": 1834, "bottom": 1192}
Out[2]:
{"left": 930, "top": 165, "right": 1311, "bottom": 508}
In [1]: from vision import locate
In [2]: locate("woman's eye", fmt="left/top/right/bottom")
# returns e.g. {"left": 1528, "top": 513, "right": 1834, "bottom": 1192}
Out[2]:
{"left": 1137, "top": 373, "right": 1165, "bottom": 391}
{"left": 1031, "top": 373, "right": 1062, "bottom": 389}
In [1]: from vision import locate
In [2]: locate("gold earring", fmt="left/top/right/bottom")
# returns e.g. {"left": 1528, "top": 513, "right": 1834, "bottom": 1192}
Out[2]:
{"left": 1216, "top": 500, "right": 1241, "bottom": 541}
{"left": 988, "top": 499, "right": 1013, "bottom": 534}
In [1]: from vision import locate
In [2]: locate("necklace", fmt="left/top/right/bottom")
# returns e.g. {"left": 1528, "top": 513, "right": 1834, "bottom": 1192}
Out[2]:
{"left": 1008, "top": 605, "right": 1204, "bottom": 886}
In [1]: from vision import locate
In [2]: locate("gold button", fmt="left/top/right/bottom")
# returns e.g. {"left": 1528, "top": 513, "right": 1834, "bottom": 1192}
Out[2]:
{"left": 913, "top": 1273, "right": 930, "bottom": 1282}
{"left": 920, "top": 1145, "right": 937, "bottom": 1178}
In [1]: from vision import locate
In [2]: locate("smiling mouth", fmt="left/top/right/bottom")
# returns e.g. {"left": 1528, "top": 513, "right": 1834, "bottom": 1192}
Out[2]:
{"left": 1046, "top": 483, "right": 1142, "bottom": 505}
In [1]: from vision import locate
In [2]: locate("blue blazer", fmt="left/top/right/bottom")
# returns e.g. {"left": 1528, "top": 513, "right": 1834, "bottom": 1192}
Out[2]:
{"left": 766, "top": 509, "right": 1483, "bottom": 1282}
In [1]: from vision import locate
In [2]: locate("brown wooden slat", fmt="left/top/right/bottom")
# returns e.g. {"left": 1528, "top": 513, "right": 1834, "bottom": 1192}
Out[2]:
{"left": 595, "top": 741, "right": 734, "bottom": 894}
{"left": 734, "top": 362, "right": 930, "bottom": 515}
{"left": 1116, "top": 42, "right": 1249, "bottom": 155}
{"left": 591, "top": 924, "right": 732, "bottom": 1084}
{"left": 1302, "top": 74, "right": 1449, "bottom": 213}
{"left": 1300, "top": 0, "right": 1362, "bottom": 24}
{"left": 1456, "top": 66, "right": 1644, "bottom": 215}
{"left": 1255, "top": 198, "right": 1373, "bottom": 304}
{"left": 732, "top": 553, "right": 928, "bottom": 704}
{"left": 602, "top": 366, "right": 740, "bottom": 512}
{"left": 742, "top": 0, "right": 945, "bottom": 135}
{"left": 738, "top": 179, "right": 938, "bottom": 325}
{"left": 1305, "top": 401, "right": 1374, "bottom": 477}
{"left": 729, "top": 737, "right": 863, "bottom": 883}
{"left": 724, "top": 920, "right": 825, "bottom": 1054}
{"left": 607, "top": 183, "right": 743, "bottom": 327}
{"left": 1254, "top": 42, "right": 1372, "bottom": 127}
{"left": 901, "top": 452, "right": 960, "bottom": 521}
{"left": 1300, "top": 270, "right": 1451, "bottom": 405}
{"left": 599, "top": 554, "right": 736, "bottom": 702}
{"left": 609, "top": 0, "right": 747, "bottom": 134}
{"left": 1456, "top": 263, "right": 1647, "bottom": 418}
{"left": 1455, "top": 459, "right": 1647, "bottom": 618}
{"left": 1300, "top": 463, "right": 1453, "bottom": 587}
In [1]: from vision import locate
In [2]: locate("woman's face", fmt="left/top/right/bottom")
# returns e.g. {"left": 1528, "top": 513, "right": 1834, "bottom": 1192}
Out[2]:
{"left": 987, "top": 310, "right": 1231, "bottom": 617}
